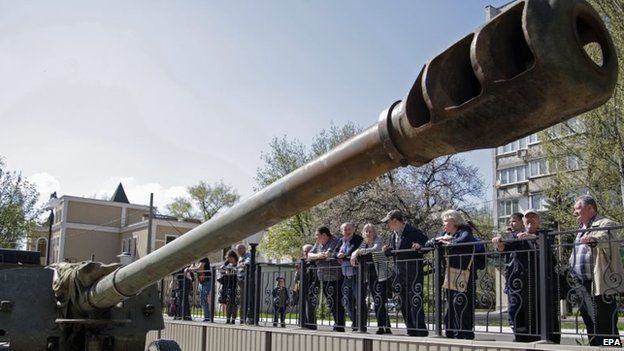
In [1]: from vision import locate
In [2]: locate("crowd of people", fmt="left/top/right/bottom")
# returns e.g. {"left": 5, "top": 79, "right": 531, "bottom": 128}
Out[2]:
{"left": 168, "top": 194, "right": 623, "bottom": 346}
{"left": 299, "top": 194, "right": 623, "bottom": 344}
{"left": 492, "top": 195, "right": 624, "bottom": 346}
{"left": 168, "top": 244, "right": 251, "bottom": 324}
{"left": 301, "top": 209, "right": 466, "bottom": 336}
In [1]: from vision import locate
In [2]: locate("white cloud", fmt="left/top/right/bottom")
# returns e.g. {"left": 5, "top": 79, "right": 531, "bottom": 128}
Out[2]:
{"left": 28, "top": 172, "right": 61, "bottom": 207}
{"left": 164, "top": 186, "right": 189, "bottom": 203}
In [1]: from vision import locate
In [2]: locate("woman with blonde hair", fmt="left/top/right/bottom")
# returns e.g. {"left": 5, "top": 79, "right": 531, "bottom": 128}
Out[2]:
{"left": 351, "top": 223, "right": 391, "bottom": 334}
{"left": 425, "top": 209, "right": 476, "bottom": 339}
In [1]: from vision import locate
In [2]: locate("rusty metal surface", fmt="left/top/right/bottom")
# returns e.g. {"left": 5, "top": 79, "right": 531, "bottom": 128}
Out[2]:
{"left": 82, "top": 0, "right": 618, "bottom": 312}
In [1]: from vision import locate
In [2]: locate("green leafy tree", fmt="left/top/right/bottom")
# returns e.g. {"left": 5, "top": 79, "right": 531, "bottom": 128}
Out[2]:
{"left": 0, "top": 157, "right": 40, "bottom": 248}
{"left": 166, "top": 180, "right": 240, "bottom": 221}
{"left": 254, "top": 136, "right": 310, "bottom": 189}
{"left": 259, "top": 212, "right": 316, "bottom": 260}
{"left": 166, "top": 197, "right": 194, "bottom": 220}
{"left": 255, "top": 135, "right": 315, "bottom": 259}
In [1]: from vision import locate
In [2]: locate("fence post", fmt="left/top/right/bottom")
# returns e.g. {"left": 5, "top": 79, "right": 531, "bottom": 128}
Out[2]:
{"left": 356, "top": 255, "right": 367, "bottom": 332}
{"left": 158, "top": 278, "right": 164, "bottom": 339}
{"left": 210, "top": 266, "right": 216, "bottom": 322}
{"left": 248, "top": 243, "right": 258, "bottom": 324}
{"left": 538, "top": 231, "right": 553, "bottom": 341}
{"left": 299, "top": 259, "right": 306, "bottom": 328}
{"left": 254, "top": 265, "right": 262, "bottom": 325}
{"left": 433, "top": 244, "right": 444, "bottom": 337}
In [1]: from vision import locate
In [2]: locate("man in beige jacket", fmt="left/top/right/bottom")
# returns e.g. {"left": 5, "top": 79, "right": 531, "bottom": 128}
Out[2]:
{"left": 569, "top": 195, "right": 624, "bottom": 346}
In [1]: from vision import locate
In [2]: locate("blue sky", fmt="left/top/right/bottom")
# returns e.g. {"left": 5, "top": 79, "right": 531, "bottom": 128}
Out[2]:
{"left": 0, "top": 0, "right": 509, "bottom": 210}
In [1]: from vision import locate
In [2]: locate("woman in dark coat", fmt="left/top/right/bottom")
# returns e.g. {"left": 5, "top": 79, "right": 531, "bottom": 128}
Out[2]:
{"left": 219, "top": 250, "right": 239, "bottom": 324}
{"left": 426, "top": 209, "right": 476, "bottom": 339}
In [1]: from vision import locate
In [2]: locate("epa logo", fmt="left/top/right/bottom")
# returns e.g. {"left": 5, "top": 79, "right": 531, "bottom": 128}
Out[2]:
{"left": 603, "top": 338, "right": 622, "bottom": 347}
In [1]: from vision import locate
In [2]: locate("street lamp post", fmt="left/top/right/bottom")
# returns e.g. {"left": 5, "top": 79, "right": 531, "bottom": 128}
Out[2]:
{"left": 44, "top": 192, "right": 58, "bottom": 265}
{"left": 245, "top": 231, "right": 263, "bottom": 325}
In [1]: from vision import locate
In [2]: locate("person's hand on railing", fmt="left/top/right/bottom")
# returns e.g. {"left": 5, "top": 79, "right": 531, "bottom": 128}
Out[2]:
{"left": 425, "top": 238, "right": 436, "bottom": 247}
{"left": 411, "top": 242, "right": 421, "bottom": 251}
{"left": 336, "top": 253, "right": 352, "bottom": 264}
{"left": 307, "top": 251, "right": 326, "bottom": 261}
{"left": 435, "top": 234, "right": 453, "bottom": 246}
{"left": 491, "top": 236, "right": 505, "bottom": 252}
{"left": 517, "top": 232, "right": 537, "bottom": 240}
{"left": 350, "top": 250, "right": 359, "bottom": 266}
{"left": 182, "top": 266, "right": 194, "bottom": 280}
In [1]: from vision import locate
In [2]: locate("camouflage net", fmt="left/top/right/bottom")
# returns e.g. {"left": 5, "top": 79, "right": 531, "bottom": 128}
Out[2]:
{"left": 50, "top": 261, "right": 120, "bottom": 318}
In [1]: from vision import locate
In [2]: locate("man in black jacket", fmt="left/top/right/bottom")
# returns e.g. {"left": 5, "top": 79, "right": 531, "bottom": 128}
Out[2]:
{"left": 297, "top": 244, "right": 318, "bottom": 329}
{"left": 382, "top": 210, "right": 429, "bottom": 336}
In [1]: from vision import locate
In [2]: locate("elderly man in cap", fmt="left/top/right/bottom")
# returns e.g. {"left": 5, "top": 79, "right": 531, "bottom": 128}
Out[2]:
{"left": 493, "top": 209, "right": 560, "bottom": 343}
{"left": 382, "top": 210, "right": 429, "bottom": 336}
{"left": 569, "top": 195, "right": 624, "bottom": 346}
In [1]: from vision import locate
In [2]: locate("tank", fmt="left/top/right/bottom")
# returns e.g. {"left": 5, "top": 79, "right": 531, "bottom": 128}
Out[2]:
{"left": 0, "top": 1, "right": 618, "bottom": 350}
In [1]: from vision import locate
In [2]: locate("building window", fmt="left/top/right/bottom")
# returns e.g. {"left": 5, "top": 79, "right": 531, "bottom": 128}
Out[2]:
{"left": 54, "top": 209, "right": 62, "bottom": 224}
{"left": 566, "top": 155, "right": 582, "bottom": 171}
{"left": 37, "top": 238, "right": 47, "bottom": 258}
{"left": 50, "top": 237, "right": 59, "bottom": 263}
{"left": 498, "top": 199, "right": 520, "bottom": 217}
{"left": 497, "top": 166, "right": 527, "bottom": 185}
{"left": 547, "top": 117, "right": 584, "bottom": 139}
{"left": 528, "top": 133, "right": 540, "bottom": 145}
{"left": 529, "top": 158, "right": 549, "bottom": 177}
{"left": 497, "top": 138, "right": 529, "bottom": 155}
{"left": 519, "top": 138, "right": 527, "bottom": 150}
{"left": 122, "top": 237, "right": 137, "bottom": 257}
{"left": 165, "top": 235, "right": 178, "bottom": 244}
{"left": 530, "top": 193, "right": 547, "bottom": 210}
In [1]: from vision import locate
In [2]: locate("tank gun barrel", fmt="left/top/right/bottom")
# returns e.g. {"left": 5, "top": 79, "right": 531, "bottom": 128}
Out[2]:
{"left": 80, "top": 0, "right": 618, "bottom": 312}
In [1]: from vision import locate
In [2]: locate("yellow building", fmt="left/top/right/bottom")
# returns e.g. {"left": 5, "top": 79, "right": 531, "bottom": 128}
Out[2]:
{"left": 28, "top": 183, "right": 201, "bottom": 265}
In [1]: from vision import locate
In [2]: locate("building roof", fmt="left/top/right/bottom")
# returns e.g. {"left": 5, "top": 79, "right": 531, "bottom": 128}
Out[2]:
{"left": 110, "top": 183, "right": 130, "bottom": 203}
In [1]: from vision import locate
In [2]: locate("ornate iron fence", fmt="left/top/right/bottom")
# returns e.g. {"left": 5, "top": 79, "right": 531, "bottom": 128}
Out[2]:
{"left": 159, "top": 227, "right": 624, "bottom": 347}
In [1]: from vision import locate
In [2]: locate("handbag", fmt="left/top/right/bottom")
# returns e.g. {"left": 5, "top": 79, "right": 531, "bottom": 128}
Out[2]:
{"left": 442, "top": 258, "right": 473, "bottom": 293}
{"left": 371, "top": 251, "right": 394, "bottom": 282}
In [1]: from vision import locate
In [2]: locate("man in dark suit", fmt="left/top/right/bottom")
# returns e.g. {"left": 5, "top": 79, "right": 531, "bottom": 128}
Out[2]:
{"left": 382, "top": 210, "right": 429, "bottom": 336}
